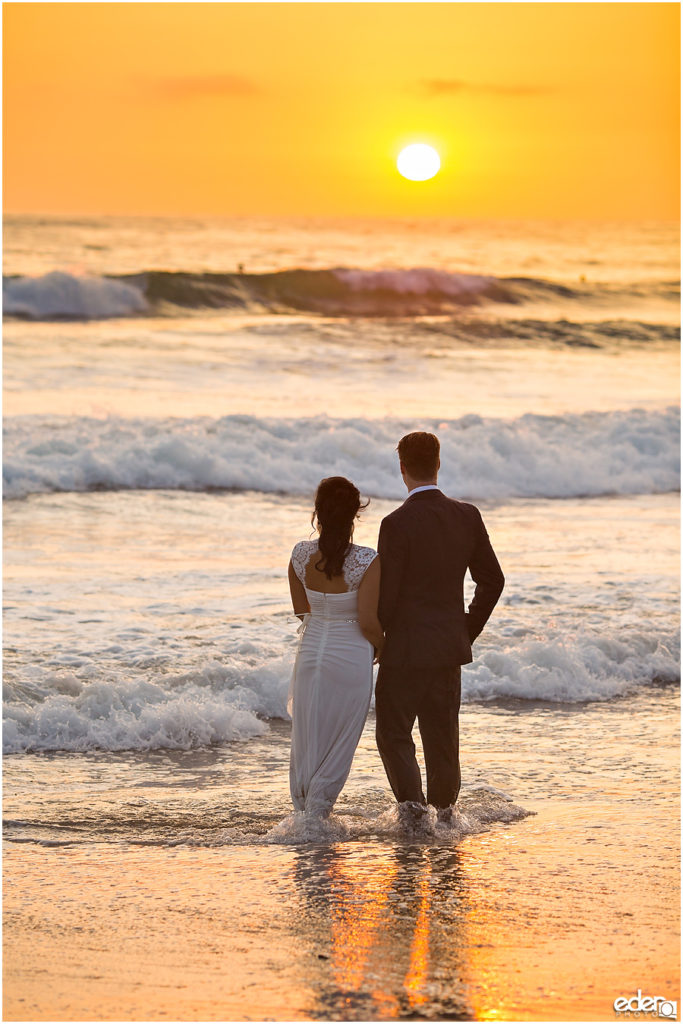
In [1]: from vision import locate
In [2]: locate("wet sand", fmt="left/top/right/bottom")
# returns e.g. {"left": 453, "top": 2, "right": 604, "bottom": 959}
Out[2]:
{"left": 4, "top": 791, "right": 679, "bottom": 1022}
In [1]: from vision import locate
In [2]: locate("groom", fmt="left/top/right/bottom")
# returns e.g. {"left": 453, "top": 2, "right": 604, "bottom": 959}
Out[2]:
{"left": 376, "top": 431, "right": 504, "bottom": 821}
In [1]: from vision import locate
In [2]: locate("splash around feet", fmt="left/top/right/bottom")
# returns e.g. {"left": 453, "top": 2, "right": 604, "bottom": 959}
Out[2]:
{"left": 264, "top": 787, "right": 534, "bottom": 846}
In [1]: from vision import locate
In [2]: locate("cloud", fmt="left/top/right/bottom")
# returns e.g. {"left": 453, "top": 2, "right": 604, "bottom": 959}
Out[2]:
{"left": 420, "top": 79, "right": 554, "bottom": 98}
{"left": 152, "top": 74, "right": 261, "bottom": 99}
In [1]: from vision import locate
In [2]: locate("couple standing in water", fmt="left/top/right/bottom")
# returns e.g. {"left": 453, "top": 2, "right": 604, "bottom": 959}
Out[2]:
{"left": 287, "top": 431, "right": 505, "bottom": 824}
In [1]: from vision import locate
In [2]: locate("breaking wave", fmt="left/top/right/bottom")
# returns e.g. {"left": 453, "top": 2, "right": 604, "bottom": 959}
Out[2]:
{"left": 4, "top": 407, "right": 679, "bottom": 502}
{"left": 4, "top": 267, "right": 680, "bottom": 320}
{"left": 3, "top": 625, "right": 678, "bottom": 754}
{"left": 3, "top": 271, "right": 148, "bottom": 319}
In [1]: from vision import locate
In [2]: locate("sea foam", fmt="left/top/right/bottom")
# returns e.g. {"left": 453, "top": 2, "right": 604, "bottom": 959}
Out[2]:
{"left": 4, "top": 407, "right": 679, "bottom": 501}
{"left": 2, "top": 655, "right": 291, "bottom": 755}
{"left": 3, "top": 271, "right": 147, "bottom": 319}
{"left": 465, "top": 628, "right": 680, "bottom": 703}
{"left": 3, "top": 625, "right": 678, "bottom": 754}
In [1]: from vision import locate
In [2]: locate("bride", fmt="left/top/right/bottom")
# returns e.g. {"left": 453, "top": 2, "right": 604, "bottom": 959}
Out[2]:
{"left": 288, "top": 476, "right": 383, "bottom": 818}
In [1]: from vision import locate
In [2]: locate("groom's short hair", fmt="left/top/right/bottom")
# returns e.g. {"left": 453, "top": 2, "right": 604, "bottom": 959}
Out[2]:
{"left": 397, "top": 431, "right": 440, "bottom": 480}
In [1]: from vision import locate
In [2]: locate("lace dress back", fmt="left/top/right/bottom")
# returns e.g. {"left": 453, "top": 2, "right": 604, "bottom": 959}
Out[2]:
{"left": 291, "top": 540, "right": 377, "bottom": 594}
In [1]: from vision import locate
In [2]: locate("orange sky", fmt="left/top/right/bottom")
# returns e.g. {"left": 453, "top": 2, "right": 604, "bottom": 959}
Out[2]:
{"left": 3, "top": 2, "right": 680, "bottom": 219}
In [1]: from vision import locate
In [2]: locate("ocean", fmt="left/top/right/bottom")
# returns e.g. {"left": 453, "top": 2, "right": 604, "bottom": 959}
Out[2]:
{"left": 3, "top": 216, "right": 680, "bottom": 1021}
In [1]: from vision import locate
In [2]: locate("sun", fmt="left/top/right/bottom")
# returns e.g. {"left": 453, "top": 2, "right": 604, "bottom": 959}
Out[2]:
{"left": 397, "top": 143, "right": 441, "bottom": 181}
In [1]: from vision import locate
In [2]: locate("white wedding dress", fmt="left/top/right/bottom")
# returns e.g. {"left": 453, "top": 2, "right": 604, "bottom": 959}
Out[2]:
{"left": 289, "top": 540, "right": 378, "bottom": 817}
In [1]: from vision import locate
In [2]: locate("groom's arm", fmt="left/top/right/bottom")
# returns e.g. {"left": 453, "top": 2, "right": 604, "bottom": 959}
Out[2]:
{"left": 465, "top": 509, "right": 505, "bottom": 643}
{"left": 377, "top": 515, "right": 406, "bottom": 632}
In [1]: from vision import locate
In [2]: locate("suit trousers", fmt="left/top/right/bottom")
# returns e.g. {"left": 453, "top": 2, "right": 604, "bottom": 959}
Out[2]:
{"left": 375, "top": 664, "right": 462, "bottom": 809}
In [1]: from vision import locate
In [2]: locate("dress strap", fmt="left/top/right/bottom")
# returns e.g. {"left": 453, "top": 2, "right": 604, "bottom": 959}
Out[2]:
{"left": 291, "top": 540, "right": 316, "bottom": 584}
{"left": 343, "top": 545, "right": 379, "bottom": 590}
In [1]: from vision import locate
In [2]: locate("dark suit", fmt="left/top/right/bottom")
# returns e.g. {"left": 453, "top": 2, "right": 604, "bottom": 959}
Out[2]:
{"left": 376, "top": 487, "right": 504, "bottom": 808}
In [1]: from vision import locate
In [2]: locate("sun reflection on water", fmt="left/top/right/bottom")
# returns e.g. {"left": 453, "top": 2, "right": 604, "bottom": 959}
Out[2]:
{"left": 404, "top": 856, "right": 432, "bottom": 1008}
{"left": 291, "top": 844, "right": 471, "bottom": 1019}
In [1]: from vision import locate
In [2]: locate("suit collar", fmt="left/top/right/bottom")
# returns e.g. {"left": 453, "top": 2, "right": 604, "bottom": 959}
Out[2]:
{"left": 405, "top": 486, "right": 442, "bottom": 502}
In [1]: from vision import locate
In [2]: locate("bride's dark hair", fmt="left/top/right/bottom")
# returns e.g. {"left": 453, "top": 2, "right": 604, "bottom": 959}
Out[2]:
{"left": 312, "top": 477, "right": 369, "bottom": 580}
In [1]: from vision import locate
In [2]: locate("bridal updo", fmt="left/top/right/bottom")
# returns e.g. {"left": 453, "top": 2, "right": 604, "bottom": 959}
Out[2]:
{"left": 312, "top": 477, "right": 369, "bottom": 580}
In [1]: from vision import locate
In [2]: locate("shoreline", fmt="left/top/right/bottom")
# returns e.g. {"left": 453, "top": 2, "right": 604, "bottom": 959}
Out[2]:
{"left": 4, "top": 795, "right": 679, "bottom": 1022}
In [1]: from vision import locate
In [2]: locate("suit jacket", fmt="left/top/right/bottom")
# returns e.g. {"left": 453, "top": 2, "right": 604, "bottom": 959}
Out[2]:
{"left": 378, "top": 488, "right": 504, "bottom": 668}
